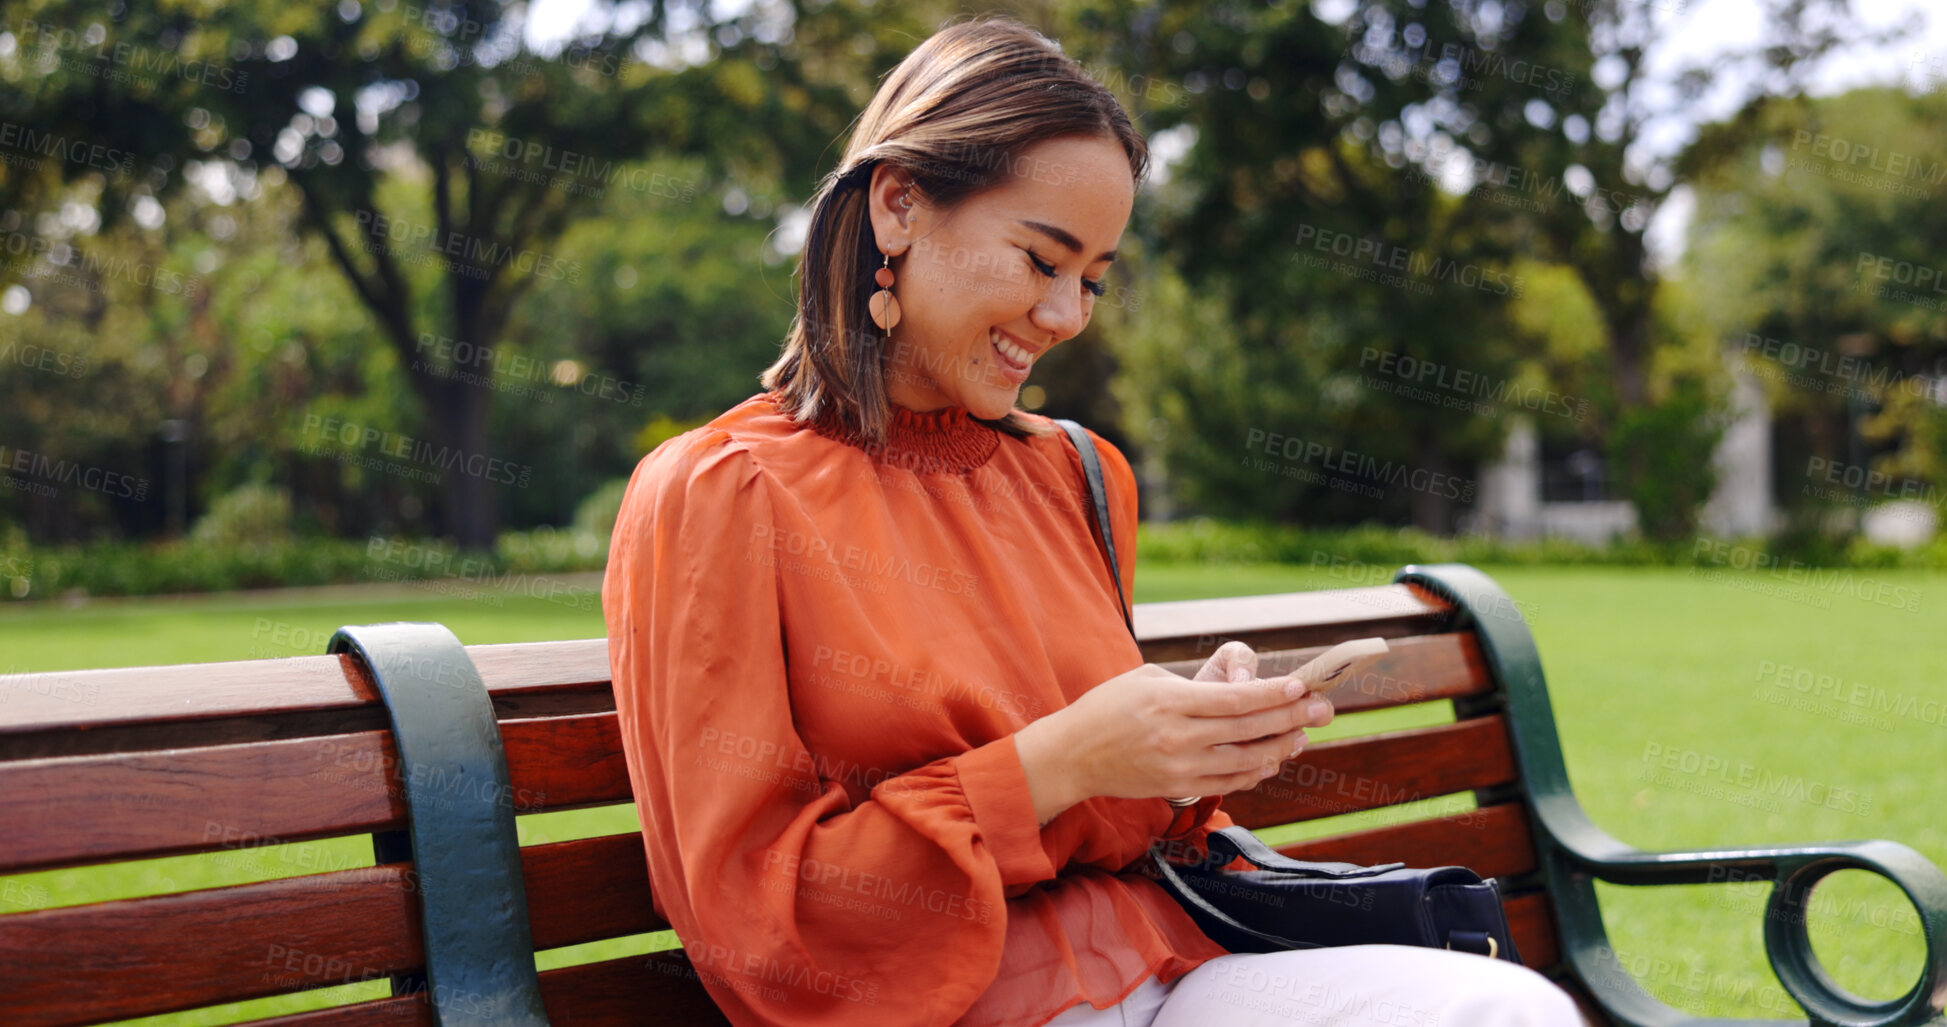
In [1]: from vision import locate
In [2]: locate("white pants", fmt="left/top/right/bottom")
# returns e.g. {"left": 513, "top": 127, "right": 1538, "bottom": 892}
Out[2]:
{"left": 1044, "top": 946, "right": 1586, "bottom": 1027}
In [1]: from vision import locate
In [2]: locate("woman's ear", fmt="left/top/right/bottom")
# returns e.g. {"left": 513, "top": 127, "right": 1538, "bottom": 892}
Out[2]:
{"left": 864, "top": 163, "right": 917, "bottom": 258}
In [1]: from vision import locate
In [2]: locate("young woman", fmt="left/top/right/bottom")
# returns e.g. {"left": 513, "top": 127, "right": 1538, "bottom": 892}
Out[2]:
{"left": 602, "top": 16, "right": 1583, "bottom": 1027}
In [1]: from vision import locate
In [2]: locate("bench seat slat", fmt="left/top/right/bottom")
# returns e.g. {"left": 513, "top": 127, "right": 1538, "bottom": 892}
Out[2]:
{"left": 1219, "top": 716, "right": 1518, "bottom": 829}
{"left": 1156, "top": 632, "right": 1489, "bottom": 716}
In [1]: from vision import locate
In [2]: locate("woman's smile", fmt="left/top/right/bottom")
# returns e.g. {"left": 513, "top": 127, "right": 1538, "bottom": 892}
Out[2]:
{"left": 990, "top": 328, "right": 1039, "bottom": 385}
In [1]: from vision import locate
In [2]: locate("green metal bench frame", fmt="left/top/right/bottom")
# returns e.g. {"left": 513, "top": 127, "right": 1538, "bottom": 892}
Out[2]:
{"left": 1400, "top": 564, "right": 1947, "bottom": 1027}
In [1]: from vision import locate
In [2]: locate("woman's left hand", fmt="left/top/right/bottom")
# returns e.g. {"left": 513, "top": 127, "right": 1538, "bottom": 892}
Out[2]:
{"left": 1191, "top": 639, "right": 1333, "bottom": 735}
{"left": 1194, "top": 640, "right": 1262, "bottom": 686}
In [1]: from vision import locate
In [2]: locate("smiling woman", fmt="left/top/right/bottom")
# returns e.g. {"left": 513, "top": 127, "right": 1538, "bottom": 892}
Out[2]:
{"left": 757, "top": 17, "right": 1145, "bottom": 439}
{"left": 602, "top": 15, "right": 1581, "bottom": 1027}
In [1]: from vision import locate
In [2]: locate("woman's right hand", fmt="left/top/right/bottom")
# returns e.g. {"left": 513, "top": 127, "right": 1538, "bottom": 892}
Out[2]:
{"left": 1014, "top": 660, "right": 1336, "bottom": 824}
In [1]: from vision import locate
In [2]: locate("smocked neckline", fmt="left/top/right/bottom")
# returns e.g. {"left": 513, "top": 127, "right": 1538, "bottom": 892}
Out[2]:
{"left": 799, "top": 394, "right": 1003, "bottom": 474}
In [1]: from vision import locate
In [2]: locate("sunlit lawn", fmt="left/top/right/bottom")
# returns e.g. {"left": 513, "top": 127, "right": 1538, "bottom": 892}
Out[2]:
{"left": 2, "top": 563, "right": 1941, "bottom": 1022}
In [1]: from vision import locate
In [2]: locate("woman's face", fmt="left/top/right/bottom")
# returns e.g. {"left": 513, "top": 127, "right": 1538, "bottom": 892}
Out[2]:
{"left": 866, "top": 134, "right": 1136, "bottom": 421}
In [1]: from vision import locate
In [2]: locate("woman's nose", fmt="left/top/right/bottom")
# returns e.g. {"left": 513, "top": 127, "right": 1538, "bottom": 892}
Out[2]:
{"left": 1030, "top": 284, "right": 1088, "bottom": 343}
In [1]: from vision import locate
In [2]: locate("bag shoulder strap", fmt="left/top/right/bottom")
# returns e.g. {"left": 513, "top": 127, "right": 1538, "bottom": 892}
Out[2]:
{"left": 1052, "top": 418, "right": 1134, "bottom": 638}
{"left": 1203, "top": 825, "right": 1405, "bottom": 877}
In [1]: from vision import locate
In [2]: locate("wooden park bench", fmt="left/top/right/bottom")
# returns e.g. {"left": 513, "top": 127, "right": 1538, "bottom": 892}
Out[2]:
{"left": 2, "top": 563, "right": 1942, "bottom": 1026}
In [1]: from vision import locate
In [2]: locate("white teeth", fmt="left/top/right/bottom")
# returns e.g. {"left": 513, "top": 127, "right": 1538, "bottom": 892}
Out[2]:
{"left": 990, "top": 330, "right": 1033, "bottom": 366}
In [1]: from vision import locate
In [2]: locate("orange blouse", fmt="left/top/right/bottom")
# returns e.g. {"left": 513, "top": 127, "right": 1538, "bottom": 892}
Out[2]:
{"left": 602, "top": 389, "right": 1233, "bottom": 1026}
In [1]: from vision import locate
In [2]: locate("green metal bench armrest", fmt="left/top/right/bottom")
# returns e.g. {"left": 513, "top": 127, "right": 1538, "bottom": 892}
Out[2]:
{"left": 1397, "top": 564, "right": 1947, "bottom": 1027}
{"left": 1553, "top": 803, "right": 1947, "bottom": 1026}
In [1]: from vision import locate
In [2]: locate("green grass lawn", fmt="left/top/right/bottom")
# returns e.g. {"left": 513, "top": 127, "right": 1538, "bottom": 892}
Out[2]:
{"left": 2, "top": 563, "right": 1941, "bottom": 1022}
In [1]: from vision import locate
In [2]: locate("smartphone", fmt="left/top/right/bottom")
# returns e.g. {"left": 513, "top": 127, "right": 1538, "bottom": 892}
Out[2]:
{"left": 1290, "top": 637, "right": 1390, "bottom": 695}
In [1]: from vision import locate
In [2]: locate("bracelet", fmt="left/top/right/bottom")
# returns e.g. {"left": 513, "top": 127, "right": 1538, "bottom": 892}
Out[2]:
{"left": 1164, "top": 795, "right": 1202, "bottom": 808}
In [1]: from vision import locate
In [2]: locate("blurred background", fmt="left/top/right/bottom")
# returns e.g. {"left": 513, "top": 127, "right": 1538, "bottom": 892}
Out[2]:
{"left": 1, "top": 0, "right": 1943, "bottom": 598}
{"left": 3, "top": 2, "right": 1945, "bottom": 1018}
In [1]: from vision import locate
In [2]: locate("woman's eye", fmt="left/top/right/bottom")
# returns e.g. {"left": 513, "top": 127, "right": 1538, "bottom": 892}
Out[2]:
{"left": 1028, "top": 249, "right": 1106, "bottom": 298}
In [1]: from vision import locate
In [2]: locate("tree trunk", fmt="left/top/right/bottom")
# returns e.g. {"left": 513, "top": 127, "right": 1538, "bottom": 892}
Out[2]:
{"left": 429, "top": 377, "right": 500, "bottom": 550}
{"left": 1409, "top": 424, "right": 1454, "bottom": 534}
{"left": 1606, "top": 302, "right": 1653, "bottom": 411}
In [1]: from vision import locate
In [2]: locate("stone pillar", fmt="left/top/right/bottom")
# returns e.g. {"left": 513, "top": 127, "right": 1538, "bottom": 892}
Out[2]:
{"left": 1474, "top": 417, "right": 1540, "bottom": 539}
{"left": 1701, "top": 351, "right": 1775, "bottom": 538}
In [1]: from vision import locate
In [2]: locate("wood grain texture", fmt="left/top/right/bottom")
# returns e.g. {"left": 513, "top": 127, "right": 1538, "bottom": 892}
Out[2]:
{"left": 244, "top": 953, "right": 729, "bottom": 1027}
{"left": 0, "top": 865, "right": 420, "bottom": 1027}
{"left": 0, "top": 833, "right": 667, "bottom": 1026}
{"left": 499, "top": 713, "right": 632, "bottom": 811}
{"left": 539, "top": 952, "right": 735, "bottom": 1026}
{"left": 1156, "top": 632, "right": 1490, "bottom": 716}
{"left": 1133, "top": 585, "right": 1452, "bottom": 661}
{"left": 0, "top": 639, "right": 612, "bottom": 740}
{"left": 1275, "top": 803, "right": 1538, "bottom": 882}
{"left": 1506, "top": 891, "right": 1561, "bottom": 970}
{"left": 0, "top": 588, "right": 1445, "bottom": 738}
{"left": 0, "top": 732, "right": 409, "bottom": 874}
{"left": 0, "top": 582, "right": 1559, "bottom": 1027}
{"left": 1219, "top": 716, "right": 1518, "bottom": 829}
{"left": 523, "top": 833, "right": 666, "bottom": 950}
{"left": 1, "top": 714, "right": 637, "bottom": 873}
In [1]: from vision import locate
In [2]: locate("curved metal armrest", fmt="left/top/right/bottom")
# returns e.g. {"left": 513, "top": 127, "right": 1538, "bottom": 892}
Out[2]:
{"left": 1394, "top": 564, "right": 1947, "bottom": 1027}
{"left": 1559, "top": 821, "right": 1947, "bottom": 1027}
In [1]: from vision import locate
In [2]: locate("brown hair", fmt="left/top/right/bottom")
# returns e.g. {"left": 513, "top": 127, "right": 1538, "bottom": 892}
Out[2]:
{"left": 758, "top": 15, "right": 1147, "bottom": 447}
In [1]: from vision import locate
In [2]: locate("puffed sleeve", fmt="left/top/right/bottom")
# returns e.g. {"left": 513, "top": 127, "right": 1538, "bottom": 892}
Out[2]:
{"left": 602, "top": 429, "right": 1058, "bottom": 1027}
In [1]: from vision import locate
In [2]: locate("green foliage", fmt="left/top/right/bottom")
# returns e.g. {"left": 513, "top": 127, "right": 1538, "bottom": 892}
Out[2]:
{"left": 571, "top": 479, "right": 631, "bottom": 542}
{"left": 1, "top": 538, "right": 375, "bottom": 599}
{"left": 0, "top": 0, "right": 1936, "bottom": 556}
{"left": 188, "top": 483, "right": 294, "bottom": 547}
{"left": 1606, "top": 376, "right": 1727, "bottom": 542}
{"left": 1133, "top": 518, "right": 1947, "bottom": 570}
{"left": 1682, "top": 87, "right": 1947, "bottom": 540}
{"left": 0, "top": 0, "right": 962, "bottom": 547}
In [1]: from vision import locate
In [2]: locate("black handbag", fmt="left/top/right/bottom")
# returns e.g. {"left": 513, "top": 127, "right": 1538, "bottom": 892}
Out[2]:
{"left": 1148, "top": 826, "right": 1521, "bottom": 961}
{"left": 1051, "top": 419, "right": 1523, "bottom": 964}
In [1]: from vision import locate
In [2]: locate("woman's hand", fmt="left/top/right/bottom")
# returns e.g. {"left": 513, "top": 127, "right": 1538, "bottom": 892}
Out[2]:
{"left": 1194, "top": 639, "right": 1265, "bottom": 685}
{"left": 1015, "top": 646, "right": 1336, "bottom": 824}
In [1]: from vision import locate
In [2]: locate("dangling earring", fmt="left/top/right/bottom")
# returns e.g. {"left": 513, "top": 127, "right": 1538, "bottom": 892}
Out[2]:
{"left": 868, "top": 251, "right": 902, "bottom": 333}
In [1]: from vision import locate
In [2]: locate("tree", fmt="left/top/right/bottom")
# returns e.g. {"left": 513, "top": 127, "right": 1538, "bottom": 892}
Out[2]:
{"left": 1064, "top": 1, "right": 1534, "bottom": 532}
{"left": 1681, "top": 86, "right": 1947, "bottom": 533}
{"left": 1065, "top": 0, "right": 1899, "bottom": 533}
{"left": 0, "top": 0, "right": 872, "bottom": 546}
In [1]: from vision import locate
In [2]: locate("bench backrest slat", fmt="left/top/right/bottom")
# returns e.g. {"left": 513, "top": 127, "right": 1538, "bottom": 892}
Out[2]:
{"left": 1278, "top": 803, "right": 1537, "bottom": 883}
{"left": 1132, "top": 586, "right": 1448, "bottom": 660}
{"left": 1504, "top": 892, "right": 1559, "bottom": 968}
{"left": 1154, "top": 631, "right": 1490, "bottom": 714}
{"left": 1218, "top": 715, "right": 1517, "bottom": 828}
{"left": 2, "top": 734, "right": 408, "bottom": 874}
{"left": 3, "top": 831, "right": 671, "bottom": 1027}
{"left": 6, "top": 865, "right": 420, "bottom": 1027}
{"left": 0, "top": 641, "right": 615, "bottom": 753}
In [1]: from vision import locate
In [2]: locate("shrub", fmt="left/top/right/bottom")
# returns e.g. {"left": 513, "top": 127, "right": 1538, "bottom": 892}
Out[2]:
{"left": 189, "top": 483, "right": 296, "bottom": 547}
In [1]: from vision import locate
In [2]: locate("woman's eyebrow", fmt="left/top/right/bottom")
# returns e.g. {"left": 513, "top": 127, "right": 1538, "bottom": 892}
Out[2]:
{"left": 1018, "top": 220, "right": 1116, "bottom": 263}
